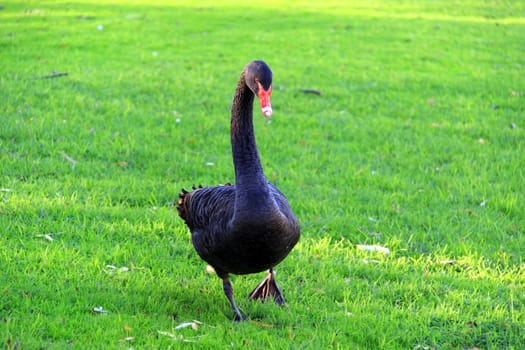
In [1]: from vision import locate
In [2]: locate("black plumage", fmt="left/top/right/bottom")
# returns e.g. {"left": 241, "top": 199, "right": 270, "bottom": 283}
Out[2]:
{"left": 177, "top": 60, "right": 300, "bottom": 321}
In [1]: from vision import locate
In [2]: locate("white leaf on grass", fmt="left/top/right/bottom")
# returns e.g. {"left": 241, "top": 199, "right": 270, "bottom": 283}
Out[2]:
{"left": 158, "top": 321, "right": 205, "bottom": 343}
{"left": 105, "top": 265, "right": 131, "bottom": 274}
{"left": 35, "top": 234, "right": 54, "bottom": 242}
{"left": 175, "top": 320, "right": 202, "bottom": 330}
{"left": 92, "top": 306, "right": 109, "bottom": 314}
{"left": 119, "top": 336, "right": 135, "bottom": 342}
{"left": 440, "top": 260, "right": 456, "bottom": 265}
{"left": 0, "top": 188, "right": 13, "bottom": 192}
{"left": 174, "top": 322, "right": 194, "bottom": 330}
{"left": 157, "top": 331, "right": 180, "bottom": 340}
{"left": 363, "top": 259, "right": 381, "bottom": 264}
{"left": 413, "top": 345, "right": 433, "bottom": 350}
{"left": 356, "top": 244, "right": 390, "bottom": 254}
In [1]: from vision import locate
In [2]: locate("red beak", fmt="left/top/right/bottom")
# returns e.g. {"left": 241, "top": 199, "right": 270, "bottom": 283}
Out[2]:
{"left": 256, "top": 81, "right": 272, "bottom": 117}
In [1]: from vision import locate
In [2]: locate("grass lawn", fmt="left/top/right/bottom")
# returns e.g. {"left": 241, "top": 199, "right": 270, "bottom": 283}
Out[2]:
{"left": 1, "top": 0, "right": 524, "bottom": 348}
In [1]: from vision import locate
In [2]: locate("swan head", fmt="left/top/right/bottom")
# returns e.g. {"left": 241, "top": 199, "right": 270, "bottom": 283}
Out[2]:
{"left": 245, "top": 60, "right": 273, "bottom": 118}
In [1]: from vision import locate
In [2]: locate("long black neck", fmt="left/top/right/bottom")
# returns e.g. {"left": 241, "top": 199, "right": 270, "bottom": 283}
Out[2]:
{"left": 231, "top": 71, "right": 267, "bottom": 190}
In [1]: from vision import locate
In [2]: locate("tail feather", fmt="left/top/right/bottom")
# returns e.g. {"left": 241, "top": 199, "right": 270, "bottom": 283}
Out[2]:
{"left": 176, "top": 183, "right": 233, "bottom": 229}
{"left": 176, "top": 188, "right": 193, "bottom": 226}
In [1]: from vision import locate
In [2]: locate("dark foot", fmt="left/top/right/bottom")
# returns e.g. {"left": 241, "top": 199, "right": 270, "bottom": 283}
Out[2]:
{"left": 248, "top": 269, "right": 286, "bottom": 305}
{"left": 234, "top": 312, "right": 246, "bottom": 322}
{"left": 222, "top": 276, "right": 246, "bottom": 322}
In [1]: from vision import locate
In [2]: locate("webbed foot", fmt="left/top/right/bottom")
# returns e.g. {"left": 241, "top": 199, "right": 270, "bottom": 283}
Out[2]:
{"left": 248, "top": 269, "right": 285, "bottom": 305}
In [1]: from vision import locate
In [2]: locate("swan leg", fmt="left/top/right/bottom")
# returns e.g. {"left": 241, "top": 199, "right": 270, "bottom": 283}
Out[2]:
{"left": 222, "top": 276, "right": 246, "bottom": 322}
{"left": 248, "top": 269, "right": 286, "bottom": 305}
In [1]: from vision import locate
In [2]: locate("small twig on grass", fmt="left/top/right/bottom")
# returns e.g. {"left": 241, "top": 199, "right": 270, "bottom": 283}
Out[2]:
{"left": 32, "top": 72, "right": 68, "bottom": 80}
{"left": 35, "top": 233, "right": 54, "bottom": 242}
{"left": 299, "top": 88, "right": 322, "bottom": 96}
{"left": 35, "top": 232, "right": 63, "bottom": 242}
{"left": 60, "top": 151, "right": 77, "bottom": 166}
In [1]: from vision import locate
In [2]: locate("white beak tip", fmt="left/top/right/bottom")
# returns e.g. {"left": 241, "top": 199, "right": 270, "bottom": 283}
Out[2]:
{"left": 262, "top": 106, "right": 273, "bottom": 117}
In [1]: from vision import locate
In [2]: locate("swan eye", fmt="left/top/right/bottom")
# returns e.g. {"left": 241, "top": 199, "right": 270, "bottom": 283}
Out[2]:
{"left": 255, "top": 79, "right": 271, "bottom": 93}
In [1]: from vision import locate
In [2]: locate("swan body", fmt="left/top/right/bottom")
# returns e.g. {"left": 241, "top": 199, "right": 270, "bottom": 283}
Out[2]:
{"left": 177, "top": 60, "right": 300, "bottom": 321}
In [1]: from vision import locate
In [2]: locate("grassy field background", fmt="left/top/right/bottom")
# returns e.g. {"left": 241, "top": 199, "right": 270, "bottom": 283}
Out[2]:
{"left": 1, "top": 0, "right": 524, "bottom": 348}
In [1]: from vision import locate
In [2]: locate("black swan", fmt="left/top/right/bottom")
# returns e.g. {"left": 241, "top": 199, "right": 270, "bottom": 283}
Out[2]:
{"left": 177, "top": 60, "right": 300, "bottom": 321}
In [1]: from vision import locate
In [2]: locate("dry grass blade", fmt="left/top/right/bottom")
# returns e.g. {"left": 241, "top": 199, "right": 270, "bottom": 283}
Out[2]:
{"left": 59, "top": 151, "right": 77, "bottom": 165}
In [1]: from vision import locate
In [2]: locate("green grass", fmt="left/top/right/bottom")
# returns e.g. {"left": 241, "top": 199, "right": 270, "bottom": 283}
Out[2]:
{"left": 1, "top": 0, "right": 524, "bottom": 348}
